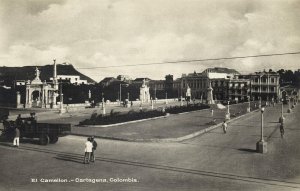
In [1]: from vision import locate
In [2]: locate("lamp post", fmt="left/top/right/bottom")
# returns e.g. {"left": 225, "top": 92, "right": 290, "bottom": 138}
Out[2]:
{"left": 59, "top": 82, "right": 65, "bottom": 114}
{"left": 102, "top": 92, "right": 106, "bottom": 115}
{"left": 200, "top": 93, "right": 203, "bottom": 104}
{"left": 256, "top": 107, "right": 267, "bottom": 153}
{"left": 165, "top": 92, "right": 168, "bottom": 105}
{"left": 151, "top": 98, "right": 154, "bottom": 110}
{"left": 247, "top": 96, "right": 251, "bottom": 113}
{"left": 287, "top": 98, "right": 292, "bottom": 113}
{"left": 154, "top": 85, "right": 157, "bottom": 103}
{"left": 225, "top": 101, "right": 230, "bottom": 120}
{"left": 180, "top": 96, "right": 183, "bottom": 106}
{"left": 119, "top": 83, "right": 129, "bottom": 106}
{"left": 119, "top": 84, "right": 122, "bottom": 105}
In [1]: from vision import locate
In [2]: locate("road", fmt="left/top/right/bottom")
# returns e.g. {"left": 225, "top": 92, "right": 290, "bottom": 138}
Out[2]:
{"left": 0, "top": 103, "right": 299, "bottom": 191}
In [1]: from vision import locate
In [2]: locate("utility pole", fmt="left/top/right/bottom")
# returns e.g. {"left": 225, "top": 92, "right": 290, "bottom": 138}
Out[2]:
{"left": 59, "top": 82, "right": 65, "bottom": 114}
{"left": 256, "top": 107, "right": 267, "bottom": 153}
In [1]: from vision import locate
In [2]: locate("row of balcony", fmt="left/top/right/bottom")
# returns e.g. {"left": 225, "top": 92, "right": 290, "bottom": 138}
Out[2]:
{"left": 251, "top": 82, "right": 278, "bottom": 85}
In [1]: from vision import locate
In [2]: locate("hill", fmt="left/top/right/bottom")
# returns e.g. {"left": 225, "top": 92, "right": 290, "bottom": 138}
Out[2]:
{"left": 0, "top": 63, "right": 96, "bottom": 85}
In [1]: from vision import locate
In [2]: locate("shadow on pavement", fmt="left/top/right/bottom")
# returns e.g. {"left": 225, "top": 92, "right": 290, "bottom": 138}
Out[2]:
{"left": 54, "top": 154, "right": 84, "bottom": 164}
{"left": 3, "top": 144, "right": 300, "bottom": 189}
{"left": 238, "top": 148, "right": 257, "bottom": 153}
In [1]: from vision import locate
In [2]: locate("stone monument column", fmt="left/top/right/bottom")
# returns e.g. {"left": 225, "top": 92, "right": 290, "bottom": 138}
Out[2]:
{"left": 16, "top": 91, "right": 22, "bottom": 108}
{"left": 206, "top": 81, "right": 215, "bottom": 104}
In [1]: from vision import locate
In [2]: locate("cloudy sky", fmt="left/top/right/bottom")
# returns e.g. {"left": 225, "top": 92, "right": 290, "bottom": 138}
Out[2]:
{"left": 0, "top": 0, "right": 299, "bottom": 81}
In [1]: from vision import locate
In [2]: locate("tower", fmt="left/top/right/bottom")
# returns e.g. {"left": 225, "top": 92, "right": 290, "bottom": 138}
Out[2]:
{"left": 53, "top": 59, "right": 58, "bottom": 90}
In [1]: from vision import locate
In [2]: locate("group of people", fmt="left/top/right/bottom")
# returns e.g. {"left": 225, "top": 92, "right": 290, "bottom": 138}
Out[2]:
{"left": 2, "top": 115, "right": 20, "bottom": 147}
{"left": 83, "top": 136, "right": 98, "bottom": 164}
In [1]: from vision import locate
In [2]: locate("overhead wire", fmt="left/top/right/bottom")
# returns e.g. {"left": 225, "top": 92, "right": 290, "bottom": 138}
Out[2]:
{"left": 75, "top": 51, "right": 300, "bottom": 70}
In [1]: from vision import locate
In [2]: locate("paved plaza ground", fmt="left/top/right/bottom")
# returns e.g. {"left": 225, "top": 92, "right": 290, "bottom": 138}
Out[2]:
{"left": 0, "top": 102, "right": 299, "bottom": 191}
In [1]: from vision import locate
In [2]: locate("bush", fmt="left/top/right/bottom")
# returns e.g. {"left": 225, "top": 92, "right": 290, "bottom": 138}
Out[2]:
{"left": 165, "top": 103, "right": 209, "bottom": 114}
{"left": 79, "top": 103, "right": 210, "bottom": 126}
{"left": 79, "top": 109, "right": 164, "bottom": 125}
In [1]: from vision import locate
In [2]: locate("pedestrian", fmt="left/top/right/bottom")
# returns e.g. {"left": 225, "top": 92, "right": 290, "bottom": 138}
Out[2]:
{"left": 83, "top": 137, "right": 93, "bottom": 164}
{"left": 222, "top": 121, "right": 227, "bottom": 134}
{"left": 211, "top": 109, "right": 214, "bottom": 117}
{"left": 90, "top": 136, "right": 97, "bottom": 162}
{"left": 13, "top": 127, "right": 20, "bottom": 147}
{"left": 280, "top": 122, "right": 285, "bottom": 139}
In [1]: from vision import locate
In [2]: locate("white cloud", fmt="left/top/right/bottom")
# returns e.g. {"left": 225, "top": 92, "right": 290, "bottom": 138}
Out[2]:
{"left": 0, "top": 0, "right": 299, "bottom": 81}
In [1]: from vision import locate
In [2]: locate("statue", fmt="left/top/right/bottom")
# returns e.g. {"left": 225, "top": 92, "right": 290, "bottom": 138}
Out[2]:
{"left": 186, "top": 85, "right": 191, "bottom": 102}
{"left": 34, "top": 67, "right": 41, "bottom": 80}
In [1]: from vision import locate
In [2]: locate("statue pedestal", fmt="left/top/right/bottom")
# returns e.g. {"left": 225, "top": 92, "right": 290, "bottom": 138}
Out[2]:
{"left": 225, "top": 113, "right": 230, "bottom": 120}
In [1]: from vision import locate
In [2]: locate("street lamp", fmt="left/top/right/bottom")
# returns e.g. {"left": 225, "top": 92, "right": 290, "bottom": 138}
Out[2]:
{"left": 256, "top": 107, "right": 267, "bottom": 153}
{"left": 59, "top": 82, "right": 65, "bottom": 114}
{"left": 151, "top": 98, "right": 154, "bottom": 110}
{"left": 225, "top": 101, "right": 230, "bottom": 120}
{"left": 102, "top": 92, "right": 106, "bottom": 115}
{"left": 165, "top": 92, "right": 168, "bottom": 104}
{"left": 287, "top": 98, "right": 292, "bottom": 113}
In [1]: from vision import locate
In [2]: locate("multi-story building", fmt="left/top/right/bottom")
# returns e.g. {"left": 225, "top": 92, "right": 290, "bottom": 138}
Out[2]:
{"left": 181, "top": 71, "right": 208, "bottom": 99}
{"left": 50, "top": 75, "right": 88, "bottom": 85}
{"left": 210, "top": 78, "right": 228, "bottom": 101}
{"left": 247, "top": 71, "right": 280, "bottom": 101}
{"left": 227, "top": 76, "right": 251, "bottom": 101}
{"left": 180, "top": 68, "right": 240, "bottom": 100}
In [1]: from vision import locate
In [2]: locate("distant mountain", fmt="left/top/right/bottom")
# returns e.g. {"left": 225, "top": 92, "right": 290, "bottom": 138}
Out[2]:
{"left": 0, "top": 63, "right": 96, "bottom": 86}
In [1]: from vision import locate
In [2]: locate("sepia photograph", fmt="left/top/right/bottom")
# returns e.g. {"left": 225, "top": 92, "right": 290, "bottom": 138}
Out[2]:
{"left": 0, "top": 0, "right": 299, "bottom": 190}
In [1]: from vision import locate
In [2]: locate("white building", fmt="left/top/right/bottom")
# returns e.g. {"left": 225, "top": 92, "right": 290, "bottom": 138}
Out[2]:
{"left": 50, "top": 75, "right": 88, "bottom": 85}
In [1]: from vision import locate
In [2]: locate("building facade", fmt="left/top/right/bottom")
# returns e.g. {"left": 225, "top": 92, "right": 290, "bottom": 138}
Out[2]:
{"left": 247, "top": 71, "right": 280, "bottom": 101}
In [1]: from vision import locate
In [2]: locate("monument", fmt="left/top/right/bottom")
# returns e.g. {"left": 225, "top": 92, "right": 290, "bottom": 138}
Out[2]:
{"left": 206, "top": 81, "right": 215, "bottom": 104}
{"left": 186, "top": 85, "right": 191, "bottom": 102}
{"left": 24, "top": 60, "right": 59, "bottom": 108}
{"left": 139, "top": 79, "right": 150, "bottom": 103}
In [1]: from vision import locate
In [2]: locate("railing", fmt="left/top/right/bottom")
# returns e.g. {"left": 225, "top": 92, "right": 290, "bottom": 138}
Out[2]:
{"left": 251, "top": 82, "right": 278, "bottom": 85}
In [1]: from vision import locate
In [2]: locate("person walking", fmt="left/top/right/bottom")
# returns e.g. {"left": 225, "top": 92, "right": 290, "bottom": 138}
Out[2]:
{"left": 211, "top": 109, "right": 214, "bottom": 117}
{"left": 83, "top": 137, "right": 93, "bottom": 164}
{"left": 90, "top": 136, "right": 97, "bottom": 162}
{"left": 222, "top": 121, "right": 228, "bottom": 134}
{"left": 280, "top": 122, "right": 285, "bottom": 139}
{"left": 13, "top": 127, "right": 20, "bottom": 147}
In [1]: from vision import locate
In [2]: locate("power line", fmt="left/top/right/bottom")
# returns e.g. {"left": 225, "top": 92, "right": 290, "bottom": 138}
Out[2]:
{"left": 76, "top": 51, "right": 300, "bottom": 70}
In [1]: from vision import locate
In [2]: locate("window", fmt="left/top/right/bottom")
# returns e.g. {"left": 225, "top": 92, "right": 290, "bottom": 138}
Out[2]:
{"left": 271, "top": 78, "right": 275, "bottom": 83}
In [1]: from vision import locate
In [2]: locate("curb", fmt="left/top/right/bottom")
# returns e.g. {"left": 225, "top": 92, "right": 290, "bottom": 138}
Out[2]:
{"left": 77, "top": 115, "right": 168, "bottom": 128}
{"left": 71, "top": 108, "right": 260, "bottom": 143}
